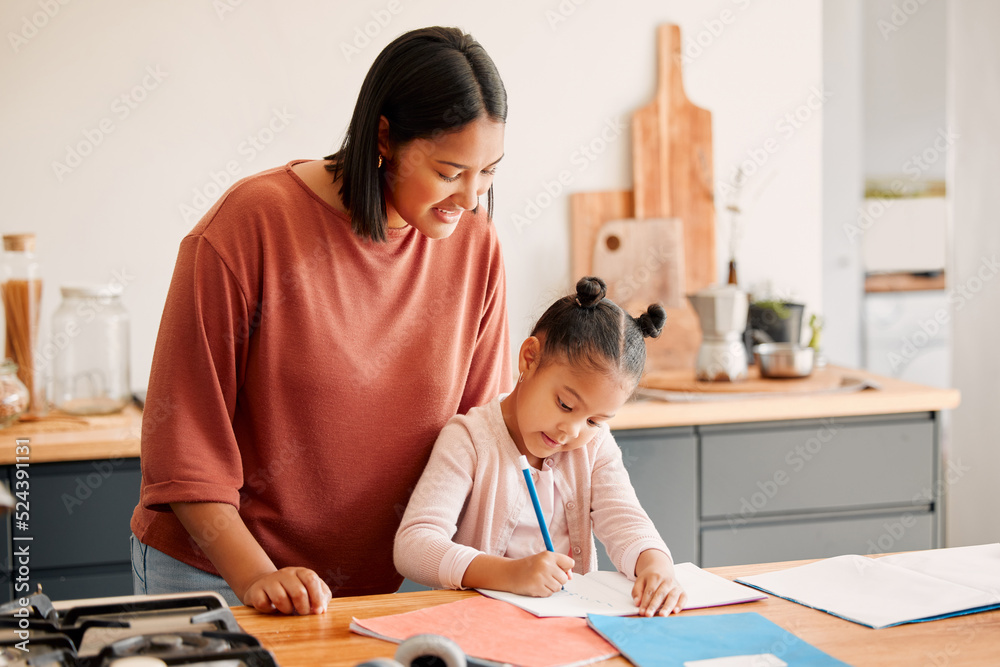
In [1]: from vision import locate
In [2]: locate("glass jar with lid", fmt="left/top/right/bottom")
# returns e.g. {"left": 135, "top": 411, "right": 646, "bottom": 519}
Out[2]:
{"left": 51, "top": 285, "right": 131, "bottom": 414}
{"left": 0, "top": 358, "right": 29, "bottom": 427}
{"left": 1, "top": 233, "right": 43, "bottom": 413}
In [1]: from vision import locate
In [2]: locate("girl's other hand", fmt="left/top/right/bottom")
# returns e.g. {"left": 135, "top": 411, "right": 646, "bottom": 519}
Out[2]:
{"left": 509, "top": 551, "right": 575, "bottom": 597}
{"left": 243, "top": 567, "right": 332, "bottom": 615}
{"left": 632, "top": 549, "right": 687, "bottom": 617}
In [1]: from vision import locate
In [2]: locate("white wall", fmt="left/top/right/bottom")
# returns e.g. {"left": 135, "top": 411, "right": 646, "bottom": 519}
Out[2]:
{"left": 863, "top": 0, "right": 947, "bottom": 181}
{"left": 822, "top": 0, "right": 863, "bottom": 368}
{"left": 855, "top": 2, "right": 952, "bottom": 402}
{"left": 0, "top": 0, "right": 823, "bottom": 392}
{"left": 946, "top": 0, "right": 1000, "bottom": 547}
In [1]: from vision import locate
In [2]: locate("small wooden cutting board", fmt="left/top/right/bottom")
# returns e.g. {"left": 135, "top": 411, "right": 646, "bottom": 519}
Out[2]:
{"left": 591, "top": 218, "right": 686, "bottom": 310}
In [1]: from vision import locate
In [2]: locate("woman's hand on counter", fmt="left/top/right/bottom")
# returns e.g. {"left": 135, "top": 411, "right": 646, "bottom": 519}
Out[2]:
{"left": 243, "top": 568, "right": 332, "bottom": 615}
{"left": 170, "top": 501, "right": 332, "bottom": 615}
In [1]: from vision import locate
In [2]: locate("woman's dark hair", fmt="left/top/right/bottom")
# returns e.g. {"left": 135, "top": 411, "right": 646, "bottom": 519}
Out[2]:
{"left": 325, "top": 26, "right": 507, "bottom": 242}
{"left": 532, "top": 277, "right": 667, "bottom": 387}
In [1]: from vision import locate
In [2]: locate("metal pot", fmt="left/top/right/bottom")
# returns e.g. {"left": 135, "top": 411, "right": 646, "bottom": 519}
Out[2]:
{"left": 754, "top": 343, "right": 815, "bottom": 378}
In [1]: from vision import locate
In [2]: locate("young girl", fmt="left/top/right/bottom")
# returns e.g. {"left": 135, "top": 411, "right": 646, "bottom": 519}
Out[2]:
{"left": 395, "top": 276, "right": 687, "bottom": 617}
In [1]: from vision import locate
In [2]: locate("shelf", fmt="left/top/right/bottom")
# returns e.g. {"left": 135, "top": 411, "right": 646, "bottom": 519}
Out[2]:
{"left": 865, "top": 271, "right": 946, "bottom": 293}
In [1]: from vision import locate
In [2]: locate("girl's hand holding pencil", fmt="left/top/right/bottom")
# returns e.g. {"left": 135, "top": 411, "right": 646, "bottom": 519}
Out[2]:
{"left": 461, "top": 551, "right": 575, "bottom": 597}
{"left": 505, "top": 551, "right": 576, "bottom": 597}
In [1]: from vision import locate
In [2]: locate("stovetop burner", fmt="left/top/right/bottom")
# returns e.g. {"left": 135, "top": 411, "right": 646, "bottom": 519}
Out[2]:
{"left": 0, "top": 591, "right": 278, "bottom": 666}
{"left": 108, "top": 632, "right": 232, "bottom": 656}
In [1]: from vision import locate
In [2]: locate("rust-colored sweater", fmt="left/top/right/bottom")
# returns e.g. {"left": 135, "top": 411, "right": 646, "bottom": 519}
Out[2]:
{"left": 130, "top": 161, "right": 512, "bottom": 596}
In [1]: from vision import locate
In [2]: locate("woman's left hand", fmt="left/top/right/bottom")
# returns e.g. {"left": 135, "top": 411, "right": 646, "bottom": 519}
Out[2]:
{"left": 632, "top": 549, "right": 687, "bottom": 617}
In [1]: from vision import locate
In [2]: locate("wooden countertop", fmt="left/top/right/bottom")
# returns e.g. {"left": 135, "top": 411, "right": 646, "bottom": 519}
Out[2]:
{"left": 0, "top": 366, "right": 960, "bottom": 463}
{"left": 232, "top": 557, "right": 1000, "bottom": 667}
{"left": 0, "top": 404, "right": 141, "bottom": 465}
{"left": 611, "top": 365, "right": 960, "bottom": 430}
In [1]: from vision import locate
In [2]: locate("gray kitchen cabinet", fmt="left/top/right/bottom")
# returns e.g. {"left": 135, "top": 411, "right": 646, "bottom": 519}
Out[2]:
{"left": 610, "top": 411, "right": 942, "bottom": 569}
{"left": 29, "top": 566, "right": 135, "bottom": 602}
{"left": 0, "top": 512, "right": 8, "bottom": 597}
{"left": 0, "top": 458, "right": 140, "bottom": 602}
{"left": 700, "top": 415, "right": 934, "bottom": 518}
{"left": 597, "top": 427, "right": 698, "bottom": 569}
{"left": 701, "top": 511, "right": 935, "bottom": 567}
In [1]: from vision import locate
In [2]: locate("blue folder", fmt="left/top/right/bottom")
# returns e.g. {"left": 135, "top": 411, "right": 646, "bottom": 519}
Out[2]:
{"left": 587, "top": 612, "right": 851, "bottom": 667}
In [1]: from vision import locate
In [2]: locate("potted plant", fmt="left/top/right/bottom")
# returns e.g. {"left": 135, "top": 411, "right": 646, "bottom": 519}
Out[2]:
{"left": 747, "top": 298, "right": 805, "bottom": 345}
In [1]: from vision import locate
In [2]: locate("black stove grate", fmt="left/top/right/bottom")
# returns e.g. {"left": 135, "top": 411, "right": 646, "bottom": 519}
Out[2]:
{"left": 0, "top": 592, "right": 279, "bottom": 667}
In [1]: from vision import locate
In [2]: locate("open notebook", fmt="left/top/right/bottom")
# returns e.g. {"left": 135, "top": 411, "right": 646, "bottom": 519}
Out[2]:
{"left": 476, "top": 561, "right": 765, "bottom": 618}
{"left": 736, "top": 543, "right": 1000, "bottom": 629}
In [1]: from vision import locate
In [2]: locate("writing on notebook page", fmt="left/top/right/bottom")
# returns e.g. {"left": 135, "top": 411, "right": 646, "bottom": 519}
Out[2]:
{"left": 477, "top": 563, "right": 766, "bottom": 618}
{"left": 549, "top": 584, "right": 623, "bottom": 610}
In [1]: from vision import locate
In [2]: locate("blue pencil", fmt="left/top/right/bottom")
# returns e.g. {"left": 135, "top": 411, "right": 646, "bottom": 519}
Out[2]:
{"left": 519, "top": 454, "right": 556, "bottom": 552}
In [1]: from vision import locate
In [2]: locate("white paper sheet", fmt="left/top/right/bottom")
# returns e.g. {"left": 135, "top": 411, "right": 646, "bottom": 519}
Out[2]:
{"left": 477, "top": 573, "right": 639, "bottom": 618}
{"left": 674, "top": 563, "right": 770, "bottom": 609}
{"left": 585, "top": 564, "right": 767, "bottom": 610}
{"left": 476, "top": 562, "right": 765, "bottom": 618}
{"left": 737, "top": 545, "right": 1000, "bottom": 629}
{"left": 878, "top": 543, "right": 1000, "bottom": 596}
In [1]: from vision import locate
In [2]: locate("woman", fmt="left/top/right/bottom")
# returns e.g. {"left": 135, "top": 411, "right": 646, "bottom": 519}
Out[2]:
{"left": 130, "top": 26, "right": 511, "bottom": 615}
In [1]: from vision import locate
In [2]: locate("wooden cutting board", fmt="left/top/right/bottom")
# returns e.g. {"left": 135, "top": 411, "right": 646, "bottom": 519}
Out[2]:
{"left": 569, "top": 192, "right": 700, "bottom": 370}
{"left": 570, "top": 24, "right": 715, "bottom": 371}
{"left": 569, "top": 190, "right": 633, "bottom": 285}
{"left": 591, "top": 218, "right": 686, "bottom": 311}
{"left": 641, "top": 366, "right": 844, "bottom": 394}
{"left": 632, "top": 24, "right": 716, "bottom": 291}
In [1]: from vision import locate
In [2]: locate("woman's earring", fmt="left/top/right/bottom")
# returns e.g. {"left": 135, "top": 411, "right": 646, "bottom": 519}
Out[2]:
{"left": 517, "top": 372, "right": 524, "bottom": 384}
{"left": 377, "top": 154, "right": 383, "bottom": 168}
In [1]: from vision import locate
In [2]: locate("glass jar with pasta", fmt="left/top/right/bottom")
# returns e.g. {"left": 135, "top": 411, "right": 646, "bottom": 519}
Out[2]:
{"left": 1, "top": 233, "right": 43, "bottom": 415}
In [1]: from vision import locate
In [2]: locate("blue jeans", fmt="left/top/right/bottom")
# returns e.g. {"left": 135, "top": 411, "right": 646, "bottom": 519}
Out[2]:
{"left": 130, "top": 533, "right": 241, "bottom": 606}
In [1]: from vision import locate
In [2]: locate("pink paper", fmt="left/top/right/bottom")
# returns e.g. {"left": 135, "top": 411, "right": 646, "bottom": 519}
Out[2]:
{"left": 352, "top": 596, "right": 618, "bottom": 667}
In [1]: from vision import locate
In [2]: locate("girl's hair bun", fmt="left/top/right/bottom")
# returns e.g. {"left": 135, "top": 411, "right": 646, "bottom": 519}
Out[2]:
{"left": 636, "top": 303, "right": 667, "bottom": 339}
{"left": 575, "top": 276, "right": 607, "bottom": 309}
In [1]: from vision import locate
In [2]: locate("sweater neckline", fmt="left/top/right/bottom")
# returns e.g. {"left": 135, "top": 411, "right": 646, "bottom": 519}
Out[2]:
{"left": 283, "top": 160, "right": 414, "bottom": 244}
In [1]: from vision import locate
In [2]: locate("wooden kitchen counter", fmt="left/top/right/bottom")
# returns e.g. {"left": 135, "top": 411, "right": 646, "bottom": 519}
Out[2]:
{"left": 0, "top": 367, "right": 960, "bottom": 463}
{"left": 0, "top": 404, "right": 141, "bottom": 464}
{"left": 232, "top": 557, "right": 1000, "bottom": 667}
{"left": 611, "top": 365, "right": 960, "bottom": 430}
